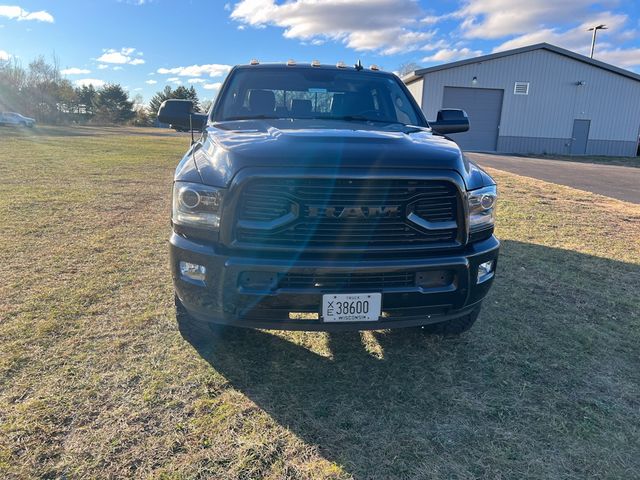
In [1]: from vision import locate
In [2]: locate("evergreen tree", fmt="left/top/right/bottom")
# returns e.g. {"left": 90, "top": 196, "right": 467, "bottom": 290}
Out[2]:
{"left": 94, "top": 83, "right": 135, "bottom": 124}
{"left": 173, "top": 85, "right": 200, "bottom": 111}
{"left": 148, "top": 85, "right": 174, "bottom": 119}
{"left": 76, "top": 84, "right": 98, "bottom": 115}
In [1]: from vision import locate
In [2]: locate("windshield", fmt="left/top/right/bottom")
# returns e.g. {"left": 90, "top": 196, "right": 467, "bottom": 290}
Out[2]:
{"left": 215, "top": 67, "right": 425, "bottom": 126}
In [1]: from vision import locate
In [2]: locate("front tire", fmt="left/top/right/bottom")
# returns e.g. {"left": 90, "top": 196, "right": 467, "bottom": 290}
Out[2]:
{"left": 420, "top": 306, "right": 481, "bottom": 335}
{"left": 175, "top": 295, "right": 235, "bottom": 345}
{"left": 175, "top": 295, "right": 215, "bottom": 344}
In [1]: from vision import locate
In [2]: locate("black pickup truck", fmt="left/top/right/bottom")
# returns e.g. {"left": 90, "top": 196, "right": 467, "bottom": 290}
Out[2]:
{"left": 159, "top": 62, "right": 499, "bottom": 335}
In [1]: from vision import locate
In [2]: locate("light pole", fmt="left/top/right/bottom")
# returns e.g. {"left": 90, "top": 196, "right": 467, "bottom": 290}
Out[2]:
{"left": 588, "top": 24, "right": 607, "bottom": 59}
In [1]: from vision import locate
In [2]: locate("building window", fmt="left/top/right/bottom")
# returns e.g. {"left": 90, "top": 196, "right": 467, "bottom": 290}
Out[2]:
{"left": 514, "top": 82, "right": 530, "bottom": 95}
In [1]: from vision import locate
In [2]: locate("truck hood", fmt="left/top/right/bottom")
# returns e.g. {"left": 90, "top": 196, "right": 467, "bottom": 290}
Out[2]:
{"left": 187, "top": 120, "right": 492, "bottom": 190}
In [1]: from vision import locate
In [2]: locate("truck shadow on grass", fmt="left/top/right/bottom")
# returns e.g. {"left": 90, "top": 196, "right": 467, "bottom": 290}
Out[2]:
{"left": 178, "top": 240, "right": 639, "bottom": 479}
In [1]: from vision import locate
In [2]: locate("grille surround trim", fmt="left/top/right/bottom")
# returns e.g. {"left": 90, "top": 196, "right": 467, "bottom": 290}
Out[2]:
{"left": 219, "top": 169, "right": 469, "bottom": 254}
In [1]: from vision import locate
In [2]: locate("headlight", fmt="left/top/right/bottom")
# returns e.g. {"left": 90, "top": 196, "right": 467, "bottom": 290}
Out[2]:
{"left": 468, "top": 185, "right": 497, "bottom": 230}
{"left": 172, "top": 182, "right": 224, "bottom": 229}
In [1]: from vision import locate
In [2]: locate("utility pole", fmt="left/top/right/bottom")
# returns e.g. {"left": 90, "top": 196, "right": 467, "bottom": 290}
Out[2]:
{"left": 588, "top": 24, "right": 607, "bottom": 59}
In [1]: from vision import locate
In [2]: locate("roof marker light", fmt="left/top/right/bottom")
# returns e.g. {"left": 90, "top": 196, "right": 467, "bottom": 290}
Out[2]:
{"left": 250, "top": 59, "right": 259, "bottom": 65}
{"left": 370, "top": 64, "right": 380, "bottom": 71}
{"left": 287, "top": 59, "right": 296, "bottom": 66}
{"left": 336, "top": 61, "right": 346, "bottom": 68}
{"left": 311, "top": 59, "right": 321, "bottom": 67}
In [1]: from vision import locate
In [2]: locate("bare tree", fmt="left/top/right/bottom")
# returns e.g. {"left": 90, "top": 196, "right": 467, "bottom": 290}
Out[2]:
{"left": 396, "top": 62, "right": 422, "bottom": 78}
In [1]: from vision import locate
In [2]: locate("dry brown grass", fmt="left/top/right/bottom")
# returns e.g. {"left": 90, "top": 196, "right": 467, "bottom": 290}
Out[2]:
{"left": 1, "top": 127, "right": 639, "bottom": 479}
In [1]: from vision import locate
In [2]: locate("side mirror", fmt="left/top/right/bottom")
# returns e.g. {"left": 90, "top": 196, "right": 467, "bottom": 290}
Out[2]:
{"left": 157, "top": 99, "right": 207, "bottom": 131}
{"left": 429, "top": 109, "right": 469, "bottom": 135}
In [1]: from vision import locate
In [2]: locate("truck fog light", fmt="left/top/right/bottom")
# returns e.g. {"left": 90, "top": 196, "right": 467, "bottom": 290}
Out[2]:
{"left": 477, "top": 260, "right": 494, "bottom": 283}
{"left": 179, "top": 261, "right": 206, "bottom": 282}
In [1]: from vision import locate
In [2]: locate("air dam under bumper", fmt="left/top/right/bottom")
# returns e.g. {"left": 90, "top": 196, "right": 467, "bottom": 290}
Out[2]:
{"left": 171, "top": 233, "right": 499, "bottom": 331}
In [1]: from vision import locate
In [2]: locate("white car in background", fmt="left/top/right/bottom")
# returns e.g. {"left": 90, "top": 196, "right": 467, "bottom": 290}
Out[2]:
{"left": 0, "top": 112, "right": 36, "bottom": 127}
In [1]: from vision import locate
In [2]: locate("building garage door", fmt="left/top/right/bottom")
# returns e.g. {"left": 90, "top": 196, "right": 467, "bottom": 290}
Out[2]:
{"left": 442, "top": 87, "right": 503, "bottom": 151}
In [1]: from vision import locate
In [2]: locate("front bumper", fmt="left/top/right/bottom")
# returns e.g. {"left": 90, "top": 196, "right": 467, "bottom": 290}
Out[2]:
{"left": 171, "top": 233, "right": 499, "bottom": 331}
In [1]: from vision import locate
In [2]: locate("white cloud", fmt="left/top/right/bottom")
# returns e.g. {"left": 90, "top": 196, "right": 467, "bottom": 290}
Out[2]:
{"left": 167, "top": 77, "right": 179, "bottom": 82}
{"left": 493, "top": 12, "right": 628, "bottom": 53}
{"left": 145, "top": 79, "right": 157, "bottom": 84}
{"left": 97, "top": 64, "right": 108, "bottom": 69}
{"left": 419, "top": 39, "right": 450, "bottom": 52}
{"left": 230, "top": 0, "right": 433, "bottom": 54}
{"left": 0, "top": 5, "right": 54, "bottom": 22}
{"left": 347, "top": 29, "right": 434, "bottom": 55}
{"left": 113, "top": 66, "right": 124, "bottom": 71}
{"left": 188, "top": 78, "right": 206, "bottom": 84}
{"left": 157, "top": 63, "right": 231, "bottom": 77}
{"left": 596, "top": 48, "right": 640, "bottom": 68}
{"left": 97, "top": 47, "right": 145, "bottom": 65}
{"left": 74, "top": 78, "right": 105, "bottom": 88}
{"left": 97, "top": 52, "right": 129, "bottom": 64}
{"left": 491, "top": 12, "right": 640, "bottom": 68}
{"left": 454, "top": 0, "right": 623, "bottom": 40}
{"left": 421, "top": 15, "right": 444, "bottom": 25}
{"left": 203, "top": 82, "right": 222, "bottom": 90}
{"left": 0, "top": 49, "right": 10, "bottom": 61}
{"left": 61, "top": 67, "right": 91, "bottom": 75}
{"left": 422, "top": 47, "right": 483, "bottom": 63}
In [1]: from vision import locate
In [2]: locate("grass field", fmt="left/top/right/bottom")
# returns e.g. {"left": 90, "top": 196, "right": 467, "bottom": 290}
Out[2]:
{"left": 1, "top": 127, "right": 639, "bottom": 479}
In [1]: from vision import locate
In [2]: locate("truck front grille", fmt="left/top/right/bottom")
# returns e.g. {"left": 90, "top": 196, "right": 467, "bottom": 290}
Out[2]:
{"left": 234, "top": 178, "right": 460, "bottom": 251}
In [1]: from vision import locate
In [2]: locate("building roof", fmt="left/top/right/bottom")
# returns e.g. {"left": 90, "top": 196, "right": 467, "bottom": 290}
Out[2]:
{"left": 402, "top": 43, "right": 640, "bottom": 84}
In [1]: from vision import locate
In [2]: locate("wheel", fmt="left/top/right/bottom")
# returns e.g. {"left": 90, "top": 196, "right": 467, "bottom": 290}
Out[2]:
{"left": 174, "top": 295, "right": 237, "bottom": 346}
{"left": 420, "top": 306, "right": 481, "bottom": 335}
{"left": 175, "top": 295, "right": 217, "bottom": 344}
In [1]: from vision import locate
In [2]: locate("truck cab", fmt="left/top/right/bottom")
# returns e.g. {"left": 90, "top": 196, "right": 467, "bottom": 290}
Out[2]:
{"left": 160, "top": 61, "right": 499, "bottom": 335}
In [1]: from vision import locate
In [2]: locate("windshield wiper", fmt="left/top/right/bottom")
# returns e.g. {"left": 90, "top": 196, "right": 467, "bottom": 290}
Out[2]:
{"left": 311, "top": 115, "right": 408, "bottom": 125}
{"left": 224, "top": 115, "right": 287, "bottom": 121}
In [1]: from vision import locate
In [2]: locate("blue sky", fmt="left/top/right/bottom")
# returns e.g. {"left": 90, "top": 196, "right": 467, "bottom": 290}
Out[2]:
{"left": 1, "top": 1, "right": 639, "bottom": 104}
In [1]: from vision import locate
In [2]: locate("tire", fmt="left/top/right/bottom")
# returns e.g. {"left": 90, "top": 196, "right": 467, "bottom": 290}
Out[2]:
{"left": 174, "top": 295, "right": 236, "bottom": 346}
{"left": 420, "top": 306, "right": 481, "bottom": 335}
{"left": 175, "top": 295, "right": 215, "bottom": 344}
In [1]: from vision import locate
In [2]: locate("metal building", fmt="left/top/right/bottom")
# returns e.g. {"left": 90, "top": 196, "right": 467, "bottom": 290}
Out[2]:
{"left": 403, "top": 43, "right": 640, "bottom": 156}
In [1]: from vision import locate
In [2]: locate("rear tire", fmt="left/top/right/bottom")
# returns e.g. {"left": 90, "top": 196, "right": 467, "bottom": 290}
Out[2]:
{"left": 420, "top": 306, "right": 481, "bottom": 335}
